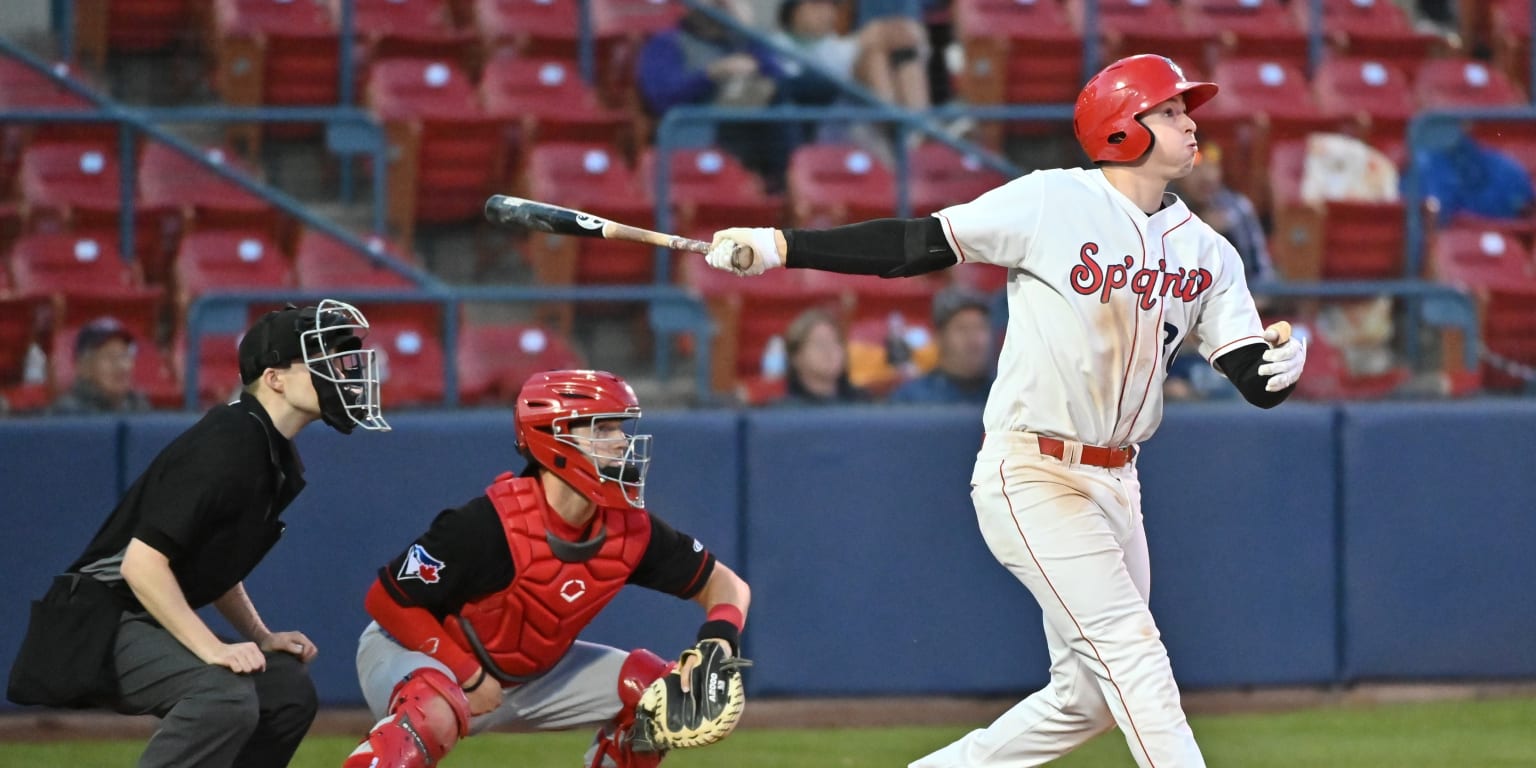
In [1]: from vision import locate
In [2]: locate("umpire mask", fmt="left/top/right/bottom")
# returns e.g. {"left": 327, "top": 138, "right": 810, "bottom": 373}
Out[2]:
{"left": 301, "top": 300, "right": 389, "bottom": 434}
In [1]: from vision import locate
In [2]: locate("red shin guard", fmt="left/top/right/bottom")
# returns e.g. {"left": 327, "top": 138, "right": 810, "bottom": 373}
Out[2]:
{"left": 342, "top": 668, "right": 472, "bottom": 768}
{"left": 589, "top": 649, "right": 672, "bottom": 768}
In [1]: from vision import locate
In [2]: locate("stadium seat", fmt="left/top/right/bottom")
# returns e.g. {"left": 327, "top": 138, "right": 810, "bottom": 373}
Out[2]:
{"left": 17, "top": 141, "right": 170, "bottom": 266}
{"left": 1290, "top": 319, "right": 1414, "bottom": 400}
{"left": 74, "top": 0, "right": 194, "bottom": 66}
{"left": 0, "top": 56, "right": 103, "bottom": 202}
{"left": 802, "top": 269, "right": 943, "bottom": 328}
{"left": 138, "top": 140, "right": 281, "bottom": 283}
{"left": 1296, "top": 0, "right": 1448, "bottom": 74}
{"left": 956, "top": 0, "right": 1083, "bottom": 147}
{"left": 336, "top": 0, "right": 475, "bottom": 69}
{"left": 907, "top": 141, "right": 1011, "bottom": 215}
{"left": 480, "top": 53, "right": 631, "bottom": 179}
{"left": 1198, "top": 58, "right": 1359, "bottom": 213}
{"left": 364, "top": 301, "right": 447, "bottom": 406}
{"left": 637, "top": 146, "right": 784, "bottom": 235}
{"left": 1267, "top": 138, "right": 1407, "bottom": 280}
{"left": 6, "top": 232, "right": 142, "bottom": 298}
{"left": 0, "top": 295, "right": 53, "bottom": 412}
{"left": 292, "top": 228, "right": 417, "bottom": 289}
{"left": 522, "top": 142, "right": 657, "bottom": 297}
{"left": 1183, "top": 0, "right": 1309, "bottom": 69}
{"left": 1429, "top": 227, "right": 1536, "bottom": 390}
{"left": 174, "top": 329, "right": 245, "bottom": 407}
{"left": 51, "top": 290, "right": 180, "bottom": 408}
{"left": 171, "top": 230, "right": 294, "bottom": 328}
{"left": 213, "top": 0, "right": 340, "bottom": 150}
{"left": 455, "top": 320, "right": 585, "bottom": 404}
{"left": 681, "top": 257, "right": 844, "bottom": 393}
{"left": 366, "top": 58, "right": 504, "bottom": 242}
{"left": 786, "top": 143, "right": 897, "bottom": 228}
{"left": 1067, "top": 0, "right": 1217, "bottom": 75}
{"left": 1414, "top": 58, "right": 1527, "bottom": 109}
{"left": 1313, "top": 56, "right": 1417, "bottom": 163}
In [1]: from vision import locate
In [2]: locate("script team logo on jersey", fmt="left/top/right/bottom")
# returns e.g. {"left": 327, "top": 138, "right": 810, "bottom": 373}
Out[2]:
{"left": 1071, "top": 242, "right": 1213, "bottom": 309}
{"left": 398, "top": 544, "right": 446, "bottom": 584}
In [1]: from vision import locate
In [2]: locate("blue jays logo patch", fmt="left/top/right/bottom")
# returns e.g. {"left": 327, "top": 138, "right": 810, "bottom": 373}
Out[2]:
{"left": 399, "top": 544, "right": 445, "bottom": 584}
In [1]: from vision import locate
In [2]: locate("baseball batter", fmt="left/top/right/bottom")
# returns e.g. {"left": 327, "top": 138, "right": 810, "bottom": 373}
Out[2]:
{"left": 342, "top": 370, "right": 752, "bottom": 768}
{"left": 705, "top": 54, "right": 1307, "bottom": 767}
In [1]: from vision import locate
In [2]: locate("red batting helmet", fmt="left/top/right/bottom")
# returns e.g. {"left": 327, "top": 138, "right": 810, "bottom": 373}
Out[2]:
{"left": 1073, "top": 54, "right": 1218, "bottom": 164}
{"left": 515, "top": 369, "right": 652, "bottom": 508}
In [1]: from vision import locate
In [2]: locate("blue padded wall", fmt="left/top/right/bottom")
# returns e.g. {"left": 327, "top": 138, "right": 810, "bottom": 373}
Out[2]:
{"left": 739, "top": 405, "right": 1050, "bottom": 696}
{"left": 1340, "top": 401, "right": 1536, "bottom": 679}
{"left": 1139, "top": 403, "right": 1339, "bottom": 687}
{"left": 0, "top": 418, "right": 123, "bottom": 702}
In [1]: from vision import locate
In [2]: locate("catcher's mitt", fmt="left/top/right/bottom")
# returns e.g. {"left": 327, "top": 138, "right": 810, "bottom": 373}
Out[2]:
{"left": 631, "top": 640, "right": 753, "bottom": 752}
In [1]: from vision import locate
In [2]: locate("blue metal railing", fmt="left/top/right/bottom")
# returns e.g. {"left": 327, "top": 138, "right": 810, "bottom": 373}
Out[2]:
{"left": 185, "top": 287, "right": 717, "bottom": 409}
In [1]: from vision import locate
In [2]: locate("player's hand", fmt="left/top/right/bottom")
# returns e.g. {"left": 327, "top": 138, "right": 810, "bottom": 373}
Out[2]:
{"left": 1259, "top": 322, "right": 1306, "bottom": 391}
{"left": 464, "top": 670, "right": 502, "bottom": 716}
{"left": 207, "top": 641, "right": 267, "bottom": 674}
{"left": 707, "top": 228, "right": 782, "bottom": 276}
{"left": 260, "top": 630, "right": 318, "bottom": 663}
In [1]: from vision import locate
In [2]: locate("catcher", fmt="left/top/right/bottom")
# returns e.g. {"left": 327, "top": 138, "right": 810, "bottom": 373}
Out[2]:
{"left": 343, "top": 369, "right": 752, "bottom": 768}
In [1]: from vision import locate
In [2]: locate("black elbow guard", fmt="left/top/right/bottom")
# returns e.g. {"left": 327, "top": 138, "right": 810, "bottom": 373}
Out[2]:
{"left": 784, "top": 217, "right": 958, "bottom": 277}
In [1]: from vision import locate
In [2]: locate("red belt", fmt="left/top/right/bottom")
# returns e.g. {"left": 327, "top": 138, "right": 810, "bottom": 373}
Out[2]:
{"left": 1037, "top": 436, "right": 1134, "bottom": 469}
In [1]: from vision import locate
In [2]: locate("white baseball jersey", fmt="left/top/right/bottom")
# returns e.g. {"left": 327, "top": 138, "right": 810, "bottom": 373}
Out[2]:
{"left": 933, "top": 167, "right": 1265, "bottom": 447}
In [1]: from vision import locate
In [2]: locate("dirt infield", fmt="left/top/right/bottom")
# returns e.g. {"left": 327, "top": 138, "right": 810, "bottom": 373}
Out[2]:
{"left": 3, "top": 682, "right": 1534, "bottom": 743}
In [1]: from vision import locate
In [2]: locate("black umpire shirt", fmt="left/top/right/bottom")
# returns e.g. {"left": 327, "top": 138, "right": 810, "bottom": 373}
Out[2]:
{"left": 70, "top": 391, "right": 306, "bottom": 610}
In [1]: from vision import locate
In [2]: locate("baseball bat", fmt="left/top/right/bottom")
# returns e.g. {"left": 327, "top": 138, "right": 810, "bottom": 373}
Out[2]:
{"left": 1266, "top": 320, "right": 1292, "bottom": 346}
{"left": 484, "top": 195, "right": 753, "bottom": 271}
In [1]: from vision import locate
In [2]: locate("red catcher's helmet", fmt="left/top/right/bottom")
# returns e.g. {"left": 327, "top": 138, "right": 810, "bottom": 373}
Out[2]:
{"left": 1073, "top": 54, "right": 1218, "bottom": 164}
{"left": 515, "top": 369, "right": 652, "bottom": 508}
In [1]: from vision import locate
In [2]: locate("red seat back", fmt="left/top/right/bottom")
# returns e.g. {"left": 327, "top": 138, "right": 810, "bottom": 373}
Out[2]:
{"left": 456, "top": 321, "right": 585, "bottom": 404}
{"left": 173, "top": 230, "right": 294, "bottom": 311}
{"left": 787, "top": 144, "right": 897, "bottom": 228}
{"left": 366, "top": 302, "right": 446, "bottom": 406}
{"left": 637, "top": 147, "right": 783, "bottom": 232}
{"left": 1314, "top": 57, "right": 1416, "bottom": 157}
{"left": 293, "top": 229, "right": 416, "bottom": 289}
{"left": 7, "top": 232, "right": 138, "bottom": 297}
{"left": 908, "top": 142, "right": 1010, "bottom": 215}
{"left": 1414, "top": 58, "right": 1527, "bottom": 108}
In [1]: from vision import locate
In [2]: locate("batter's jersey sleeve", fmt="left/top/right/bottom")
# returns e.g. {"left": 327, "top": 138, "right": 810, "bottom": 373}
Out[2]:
{"left": 931, "top": 170, "right": 1047, "bottom": 269}
{"left": 378, "top": 496, "right": 515, "bottom": 619}
{"left": 628, "top": 513, "right": 717, "bottom": 599}
{"left": 1194, "top": 238, "right": 1267, "bottom": 365}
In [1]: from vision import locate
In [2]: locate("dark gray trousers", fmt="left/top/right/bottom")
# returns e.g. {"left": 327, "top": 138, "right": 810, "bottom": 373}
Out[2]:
{"left": 110, "top": 613, "right": 318, "bottom": 768}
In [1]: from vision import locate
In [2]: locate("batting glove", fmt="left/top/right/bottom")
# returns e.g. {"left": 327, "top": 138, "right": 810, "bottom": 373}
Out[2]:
{"left": 707, "top": 228, "right": 782, "bottom": 276}
{"left": 1258, "top": 324, "right": 1307, "bottom": 391}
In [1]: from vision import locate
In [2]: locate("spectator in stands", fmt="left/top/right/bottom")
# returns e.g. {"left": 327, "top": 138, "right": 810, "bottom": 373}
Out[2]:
{"left": 778, "top": 307, "right": 871, "bottom": 405}
{"left": 1171, "top": 143, "right": 1276, "bottom": 284}
{"left": 52, "top": 316, "right": 151, "bottom": 415}
{"left": 1416, "top": 128, "right": 1535, "bottom": 225}
{"left": 889, "top": 285, "right": 993, "bottom": 404}
{"left": 636, "top": 0, "right": 802, "bottom": 190}
{"left": 774, "top": 0, "right": 931, "bottom": 114}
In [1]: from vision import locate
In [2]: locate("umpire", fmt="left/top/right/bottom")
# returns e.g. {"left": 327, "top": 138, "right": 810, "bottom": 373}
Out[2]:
{"left": 7, "top": 300, "right": 389, "bottom": 767}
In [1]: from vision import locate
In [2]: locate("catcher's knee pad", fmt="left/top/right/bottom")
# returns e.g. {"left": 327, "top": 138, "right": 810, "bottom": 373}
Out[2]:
{"left": 618, "top": 648, "right": 671, "bottom": 712}
{"left": 342, "top": 668, "right": 471, "bottom": 768}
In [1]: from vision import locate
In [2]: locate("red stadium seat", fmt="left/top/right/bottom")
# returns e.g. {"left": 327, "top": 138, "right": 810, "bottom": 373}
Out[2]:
{"left": 908, "top": 141, "right": 1011, "bottom": 215}
{"left": 292, "top": 229, "right": 417, "bottom": 289}
{"left": 19, "top": 142, "right": 125, "bottom": 221}
{"left": 1067, "top": 0, "right": 1217, "bottom": 75}
{"left": 1199, "top": 58, "right": 1359, "bottom": 213}
{"left": 1489, "top": 0, "right": 1532, "bottom": 98}
{"left": 0, "top": 56, "right": 107, "bottom": 198}
{"left": 139, "top": 141, "right": 281, "bottom": 284}
{"left": 522, "top": 142, "right": 656, "bottom": 295}
{"left": 956, "top": 0, "right": 1083, "bottom": 146}
{"left": 480, "top": 53, "right": 631, "bottom": 178}
{"left": 455, "top": 320, "right": 585, "bottom": 404}
{"left": 6, "top": 232, "right": 142, "bottom": 298}
{"left": 1290, "top": 321, "right": 1413, "bottom": 400}
{"left": 366, "top": 58, "right": 504, "bottom": 241}
{"left": 214, "top": 0, "right": 340, "bottom": 150}
{"left": 1267, "top": 139, "right": 1407, "bottom": 280}
{"left": 1297, "top": 0, "right": 1448, "bottom": 74}
{"left": 803, "top": 269, "right": 943, "bottom": 327}
{"left": 1313, "top": 56, "right": 1417, "bottom": 163}
{"left": 1430, "top": 227, "right": 1536, "bottom": 390}
{"left": 1414, "top": 58, "right": 1527, "bottom": 109}
{"left": 1183, "top": 0, "right": 1309, "bottom": 69}
{"left": 0, "top": 295, "right": 53, "bottom": 412}
{"left": 786, "top": 143, "right": 897, "bottom": 228}
{"left": 336, "top": 0, "right": 474, "bottom": 67}
{"left": 366, "top": 302, "right": 447, "bottom": 406}
{"left": 637, "top": 146, "right": 784, "bottom": 235}
{"left": 174, "top": 330, "right": 245, "bottom": 407}
{"left": 172, "top": 230, "right": 294, "bottom": 327}
{"left": 681, "top": 257, "right": 844, "bottom": 393}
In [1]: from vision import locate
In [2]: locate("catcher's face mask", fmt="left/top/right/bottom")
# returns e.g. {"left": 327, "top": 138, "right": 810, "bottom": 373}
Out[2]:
{"left": 301, "top": 299, "right": 389, "bottom": 434}
{"left": 515, "top": 370, "right": 650, "bottom": 508}
{"left": 555, "top": 415, "right": 652, "bottom": 508}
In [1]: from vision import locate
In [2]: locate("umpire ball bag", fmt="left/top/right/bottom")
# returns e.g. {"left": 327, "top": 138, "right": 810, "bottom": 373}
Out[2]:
{"left": 7, "top": 573, "right": 124, "bottom": 707}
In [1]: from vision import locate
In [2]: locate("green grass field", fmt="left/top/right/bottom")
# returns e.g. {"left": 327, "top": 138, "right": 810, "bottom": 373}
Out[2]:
{"left": 3, "top": 697, "right": 1533, "bottom": 767}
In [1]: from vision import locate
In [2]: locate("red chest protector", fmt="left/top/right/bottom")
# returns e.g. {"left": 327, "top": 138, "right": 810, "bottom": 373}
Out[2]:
{"left": 443, "top": 472, "right": 650, "bottom": 681}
